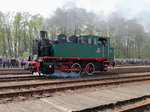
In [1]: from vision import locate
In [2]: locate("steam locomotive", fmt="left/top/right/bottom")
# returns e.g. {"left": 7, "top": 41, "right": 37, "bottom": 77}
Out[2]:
{"left": 26, "top": 31, "right": 114, "bottom": 76}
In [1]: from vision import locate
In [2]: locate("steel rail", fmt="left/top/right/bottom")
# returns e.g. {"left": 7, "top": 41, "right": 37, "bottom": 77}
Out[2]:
{"left": 117, "top": 102, "right": 150, "bottom": 112}
{"left": 0, "top": 71, "right": 31, "bottom": 75}
{"left": 0, "top": 74, "right": 150, "bottom": 89}
{"left": 0, "top": 68, "right": 25, "bottom": 71}
{"left": 0, "top": 71, "right": 149, "bottom": 82}
{"left": 0, "top": 76, "right": 47, "bottom": 82}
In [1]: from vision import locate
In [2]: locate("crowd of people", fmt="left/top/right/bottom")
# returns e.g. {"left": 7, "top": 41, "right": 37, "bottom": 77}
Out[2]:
{"left": 0, "top": 56, "right": 27, "bottom": 68}
{"left": 115, "top": 59, "right": 150, "bottom": 65}
{"left": 1, "top": 56, "right": 150, "bottom": 68}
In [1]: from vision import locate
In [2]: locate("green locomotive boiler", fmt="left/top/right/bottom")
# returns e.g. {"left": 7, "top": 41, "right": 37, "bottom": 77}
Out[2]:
{"left": 27, "top": 31, "right": 114, "bottom": 76}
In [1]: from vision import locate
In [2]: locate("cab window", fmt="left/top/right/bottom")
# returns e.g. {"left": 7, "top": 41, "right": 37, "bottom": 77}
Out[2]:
{"left": 98, "top": 38, "right": 107, "bottom": 46}
{"left": 93, "top": 39, "right": 97, "bottom": 45}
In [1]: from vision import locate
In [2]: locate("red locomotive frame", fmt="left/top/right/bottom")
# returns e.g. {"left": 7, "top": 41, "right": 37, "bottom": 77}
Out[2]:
{"left": 28, "top": 56, "right": 114, "bottom": 75}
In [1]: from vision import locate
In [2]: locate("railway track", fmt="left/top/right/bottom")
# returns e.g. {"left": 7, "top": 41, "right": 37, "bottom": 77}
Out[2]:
{"left": 1, "top": 74, "right": 150, "bottom": 101}
{"left": 82, "top": 95, "right": 150, "bottom": 112}
{"left": 0, "top": 75, "right": 48, "bottom": 82}
{"left": 0, "top": 74, "right": 150, "bottom": 90}
{"left": 117, "top": 102, "right": 150, "bottom": 112}
{"left": 0, "top": 65, "right": 150, "bottom": 82}
{"left": 0, "top": 71, "right": 149, "bottom": 82}
{"left": 1, "top": 65, "right": 150, "bottom": 75}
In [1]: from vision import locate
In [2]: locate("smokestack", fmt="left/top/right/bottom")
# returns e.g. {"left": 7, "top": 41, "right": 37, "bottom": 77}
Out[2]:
{"left": 40, "top": 31, "right": 47, "bottom": 39}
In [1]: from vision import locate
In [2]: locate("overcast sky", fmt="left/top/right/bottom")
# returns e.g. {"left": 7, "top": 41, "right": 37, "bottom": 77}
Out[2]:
{"left": 0, "top": 0, "right": 150, "bottom": 18}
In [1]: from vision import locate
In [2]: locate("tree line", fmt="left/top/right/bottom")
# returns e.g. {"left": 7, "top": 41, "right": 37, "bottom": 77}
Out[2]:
{"left": 0, "top": 12, "right": 43, "bottom": 57}
{"left": 0, "top": 8, "right": 150, "bottom": 59}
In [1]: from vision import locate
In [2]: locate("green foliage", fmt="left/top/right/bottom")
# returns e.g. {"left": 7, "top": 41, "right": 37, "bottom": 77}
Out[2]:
{"left": 22, "top": 51, "right": 29, "bottom": 57}
{"left": 0, "top": 12, "right": 44, "bottom": 58}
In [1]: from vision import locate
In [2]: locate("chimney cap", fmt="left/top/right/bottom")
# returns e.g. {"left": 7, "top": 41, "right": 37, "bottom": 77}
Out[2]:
{"left": 40, "top": 31, "right": 47, "bottom": 39}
